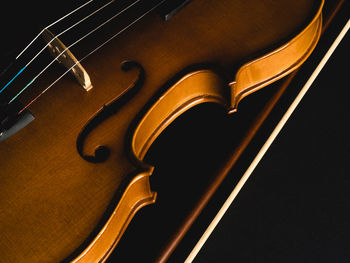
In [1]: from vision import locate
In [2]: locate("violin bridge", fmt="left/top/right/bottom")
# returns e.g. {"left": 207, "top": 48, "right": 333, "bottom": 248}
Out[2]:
{"left": 42, "top": 29, "right": 93, "bottom": 92}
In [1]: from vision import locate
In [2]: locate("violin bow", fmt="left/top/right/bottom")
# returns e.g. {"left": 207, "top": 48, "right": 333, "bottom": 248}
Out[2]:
{"left": 185, "top": 17, "right": 350, "bottom": 263}
{"left": 154, "top": 1, "right": 346, "bottom": 262}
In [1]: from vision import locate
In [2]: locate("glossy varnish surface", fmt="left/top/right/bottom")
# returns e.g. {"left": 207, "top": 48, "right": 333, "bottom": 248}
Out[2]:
{"left": 0, "top": 0, "right": 320, "bottom": 262}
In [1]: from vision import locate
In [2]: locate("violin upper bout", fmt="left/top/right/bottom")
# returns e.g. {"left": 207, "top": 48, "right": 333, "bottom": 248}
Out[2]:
{"left": 229, "top": 0, "right": 323, "bottom": 113}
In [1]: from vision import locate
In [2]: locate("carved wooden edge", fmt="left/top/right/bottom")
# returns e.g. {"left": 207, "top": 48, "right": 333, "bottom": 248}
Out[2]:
{"left": 229, "top": 0, "right": 324, "bottom": 112}
{"left": 131, "top": 0, "right": 325, "bottom": 161}
{"left": 72, "top": 172, "right": 156, "bottom": 263}
{"left": 131, "top": 70, "right": 229, "bottom": 161}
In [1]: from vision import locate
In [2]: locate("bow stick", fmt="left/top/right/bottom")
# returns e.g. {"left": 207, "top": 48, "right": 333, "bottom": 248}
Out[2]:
{"left": 185, "top": 18, "right": 350, "bottom": 263}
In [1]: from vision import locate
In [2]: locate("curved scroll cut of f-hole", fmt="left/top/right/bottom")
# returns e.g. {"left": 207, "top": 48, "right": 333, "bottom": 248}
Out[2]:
{"left": 76, "top": 61, "right": 145, "bottom": 163}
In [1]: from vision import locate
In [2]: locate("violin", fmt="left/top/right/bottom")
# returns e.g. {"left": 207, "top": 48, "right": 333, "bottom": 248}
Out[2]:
{"left": 0, "top": 0, "right": 323, "bottom": 262}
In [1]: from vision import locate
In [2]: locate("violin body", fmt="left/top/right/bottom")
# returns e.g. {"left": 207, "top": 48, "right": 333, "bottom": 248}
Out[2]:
{"left": 0, "top": 0, "right": 323, "bottom": 262}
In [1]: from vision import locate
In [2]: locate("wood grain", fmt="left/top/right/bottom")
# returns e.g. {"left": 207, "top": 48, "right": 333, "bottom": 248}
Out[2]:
{"left": 0, "top": 0, "right": 322, "bottom": 262}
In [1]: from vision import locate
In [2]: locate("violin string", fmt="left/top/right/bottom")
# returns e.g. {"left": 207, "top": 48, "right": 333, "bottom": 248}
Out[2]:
{"left": 8, "top": 0, "right": 143, "bottom": 105}
{"left": 0, "top": 0, "right": 115, "bottom": 95}
{"left": 18, "top": 0, "right": 167, "bottom": 115}
{"left": 184, "top": 18, "right": 350, "bottom": 263}
{"left": 15, "top": 0, "right": 95, "bottom": 60}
